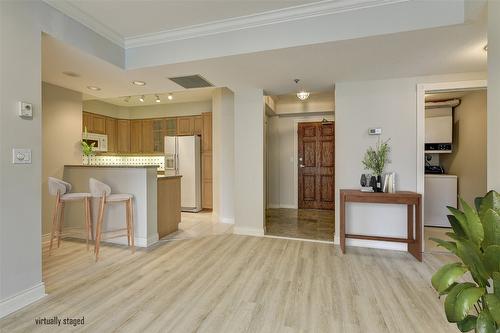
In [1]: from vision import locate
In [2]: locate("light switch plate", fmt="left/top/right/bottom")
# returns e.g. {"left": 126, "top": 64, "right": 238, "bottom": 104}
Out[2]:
{"left": 12, "top": 148, "right": 32, "bottom": 164}
{"left": 368, "top": 128, "right": 382, "bottom": 135}
{"left": 18, "top": 102, "right": 33, "bottom": 119}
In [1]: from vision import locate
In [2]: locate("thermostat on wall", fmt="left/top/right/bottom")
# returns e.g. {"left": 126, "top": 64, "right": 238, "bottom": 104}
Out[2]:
{"left": 368, "top": 128, "right": 382, "bottom": 135}
{"left": 19, "top": 101, "right": 33, "bottom": 119}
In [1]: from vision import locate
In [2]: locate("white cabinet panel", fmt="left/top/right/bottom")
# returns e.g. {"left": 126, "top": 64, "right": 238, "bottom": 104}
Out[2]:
{"left": 425, "top": 115, "right": 453, "bottom": 143}
{"left": 424, "top": 175, "right": 457, "bottom": 227}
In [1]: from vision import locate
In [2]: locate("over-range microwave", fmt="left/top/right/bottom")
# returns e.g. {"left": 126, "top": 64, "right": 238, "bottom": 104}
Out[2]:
{"left": 83, "top": 133, "right": 108, "bottom": 152}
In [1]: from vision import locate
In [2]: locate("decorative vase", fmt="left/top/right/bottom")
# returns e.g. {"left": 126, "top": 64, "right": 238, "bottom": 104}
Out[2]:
{"left": 369, "top": 176, "right": 377, "bottom": 192}
{"left": 376, "top": 175, "right": 382, "bottom": 192}
{"left": 360, "top": 174, "right": 367, "bottom": 187}
{"left": 83, "top": 155, "right": 90, "bottom": 165}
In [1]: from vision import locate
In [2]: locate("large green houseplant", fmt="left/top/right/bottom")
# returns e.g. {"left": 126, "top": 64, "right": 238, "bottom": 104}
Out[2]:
{"left": 431, "top": 190, "right": 500, "bottom": 332}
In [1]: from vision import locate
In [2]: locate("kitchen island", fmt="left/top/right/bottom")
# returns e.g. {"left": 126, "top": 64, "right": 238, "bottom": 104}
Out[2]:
{"left": 63, "top": 165, "right": 181, "bottom": 247}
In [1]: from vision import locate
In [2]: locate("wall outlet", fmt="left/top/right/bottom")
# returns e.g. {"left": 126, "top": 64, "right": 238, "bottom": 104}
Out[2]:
{"left": 368, "top": 128, "right": 382, "bottom": 135}
{"left": 12, "top": 148, "right": 32, "bottom": 164}
{"left": 18, "top": 101, "right": 33, "bottom": 119}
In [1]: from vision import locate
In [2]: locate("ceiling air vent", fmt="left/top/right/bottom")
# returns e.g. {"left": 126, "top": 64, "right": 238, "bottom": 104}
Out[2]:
{"left": 168, "top": 75, "right": 213, "bottom": 89}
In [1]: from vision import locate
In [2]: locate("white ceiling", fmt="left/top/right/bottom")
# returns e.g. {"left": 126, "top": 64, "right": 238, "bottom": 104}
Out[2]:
{"left": 89, "top": 88, "right": 215, "bottom": 106}
{"left": 42, "top": 14, "right": 487, "bottom": 98}
{"left": 51, "top": 0, "right": 319, "bottom": 39}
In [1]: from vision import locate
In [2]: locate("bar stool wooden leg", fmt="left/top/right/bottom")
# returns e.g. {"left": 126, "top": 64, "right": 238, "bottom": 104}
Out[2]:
{"left": 57, "top": 202, "right": 65, "bottom": 248}
{"left": 84, "top": 198, "right": 90, "bottom": 251}
{"left": 49, "top": 193, "right": 60, "bottom": 255}
{"left": 95, "top": 195, "right": 106, "bottom": 261}
{"left": 125, "top": 200, "right": 131, "bottom": 246}
{"left": 129, "top": 198, "right": 135, "bottom": 253}
{"left": 88, "top": 198, "right": 94, "bottom": 242}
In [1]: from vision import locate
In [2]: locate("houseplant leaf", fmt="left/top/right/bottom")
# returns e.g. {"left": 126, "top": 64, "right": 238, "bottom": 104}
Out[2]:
{"left": 485, "top": 245, "right": 500, "bottom": 274}
{"left": 445, "top": 282, "right": 485, "bottom": 322}
{"left": 449, "top": 206, "right": 484, "bottom": 245}
{"left": 448, "top": 214, "right": 467, "bottom": 238}
{"left": 476, "top": 311, "right": 496, "bottom": 333}
{"left": 478, "top": 191, "right": 500, "bottom": 219}
{"left": 430, "top": 238, "right": 458, "bottom": 256}
{"left": 457, "top": 315, "right": 477, "bottom": 332}
{"left": 482, "top": 209, "right": 500, "bottom": 248}
{"left": 457, "top": 240, "right": 490, "bottom": 286}
{"left": 493, "top": 272, "right": 500, "bottom": 298}
{"left": 485, "top": 294, "right": 500, "bottom": 325}
{"left": 432, "top": 262, "right": 467, "bottom": 293}
{"left": 461, "top": 198, "right": 484, "bottom": 245}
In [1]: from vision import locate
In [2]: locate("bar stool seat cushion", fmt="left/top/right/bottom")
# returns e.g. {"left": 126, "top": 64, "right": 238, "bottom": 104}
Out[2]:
{"left": 60, "top": 192, "right": 92, "bottom": 201}
{"left": 106, "top": 193, "right": 133, "bottom": 202}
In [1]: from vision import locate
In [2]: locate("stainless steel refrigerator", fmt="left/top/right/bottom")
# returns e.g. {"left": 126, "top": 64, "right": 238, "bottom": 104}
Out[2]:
{"left": 164, "top": 135, "right": 202, "bottom": 212}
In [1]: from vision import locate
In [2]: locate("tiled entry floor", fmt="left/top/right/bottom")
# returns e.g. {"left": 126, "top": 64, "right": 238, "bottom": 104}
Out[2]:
{"left": 265, "top": 208, "right": 334, "bottom": 241}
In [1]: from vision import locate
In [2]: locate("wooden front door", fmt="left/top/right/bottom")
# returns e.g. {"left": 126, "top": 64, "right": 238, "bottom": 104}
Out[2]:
{"left": 298, "top": 122, "right": 335, "bottom": 210}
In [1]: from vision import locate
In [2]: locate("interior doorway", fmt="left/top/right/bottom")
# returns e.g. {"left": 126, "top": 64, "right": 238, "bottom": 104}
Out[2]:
{"left": 265, "top": 115, "right": 335, "bottom": 242}
{"left": 416, "top": 80, "right": 487, "bottom": 253}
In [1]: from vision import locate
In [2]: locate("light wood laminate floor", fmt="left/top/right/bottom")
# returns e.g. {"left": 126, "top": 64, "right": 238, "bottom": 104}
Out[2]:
{"left": 266, "top": 208, "right": 334, "bottom": 241}
{"left": 1, "top": 235, "right": 458, "bottom": 332}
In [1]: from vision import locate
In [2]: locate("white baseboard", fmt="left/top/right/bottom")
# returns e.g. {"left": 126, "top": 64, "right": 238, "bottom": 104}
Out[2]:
{"left": 267, "top": 204, "right": 280, "bottom": 209}
{"left": 233, "top": 227, "right": 264, "bottom": 237}
{"left": 267, "top": 204, "right": 298, "bottom": 209}
{"left": 279, "top": 204, "right": 298, "bottom": 209}
{"left": 0, "top": 283, "right": 46, "bottom": 319}
{"left": 346, "top": 238, "right": 407, "bottom": 251}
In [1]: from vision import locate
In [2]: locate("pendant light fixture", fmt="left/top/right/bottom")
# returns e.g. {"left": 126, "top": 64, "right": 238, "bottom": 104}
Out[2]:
{"left": 167, "top": 93, "right": 173, "bottom": 100}
{"left": 294, "top": 79, "right": 310, "bottom": 101}
{"left": 139, "top": 95, "right": 145, "bottom": 102}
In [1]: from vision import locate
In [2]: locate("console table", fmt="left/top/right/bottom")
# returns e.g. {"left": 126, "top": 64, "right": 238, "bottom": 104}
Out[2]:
{"left": 339, "top": 189, "right": 422, "bottom": 261}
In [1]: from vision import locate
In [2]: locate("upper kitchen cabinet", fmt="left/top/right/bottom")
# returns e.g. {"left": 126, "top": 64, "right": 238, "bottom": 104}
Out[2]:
{"left": 202, "top": 112, "right": 212, "bottom": 152}
{"left": 166, "top": 118, "right": 177, "bottom": 136}
{"left": 177, "top": 117, "right": 194, "bottom": 135}
{"left": 425, "top": 107, "right": 453, "bottom": 144}
{"left": 117, "top": 119, "right": 131, "bottom": 153}
{"left": 82, "top": 111, "right": 106, "bottom": 134}
{"left": 142, "top": 119, "right": 154, "bottom": 153}
{"left": 130, "top": 120, "right": 143, "bottom": 153}
{"left": 105, "top": 117, "right": 117, "bottom": 153}
{"left": 193, "top": 116, "right": 203, "bottom": 135}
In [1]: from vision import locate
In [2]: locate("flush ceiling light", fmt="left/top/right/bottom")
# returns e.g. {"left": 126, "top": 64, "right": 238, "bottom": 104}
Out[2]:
{"left": 139, "top": 95, "right": 145, "bottom": 102}
{"left": 155, "top": 95, "right": 161, "bottom": 103}
{"left": 87, "top": 86, "right": 101, "bottom": 91}
{"left": 132, "top": 80, "right": 146, "bottom": 86}
{"left": 167, "top": 93, "right": 173, "bottom": 100}
{"left": 294, "top": 79, "right": 310, "bottom": 101}
{"left": 124, "top": 96, "right": 131, "bottom": 103}
{"left": 62, "top": 71, "right": 80, "bottom": 77}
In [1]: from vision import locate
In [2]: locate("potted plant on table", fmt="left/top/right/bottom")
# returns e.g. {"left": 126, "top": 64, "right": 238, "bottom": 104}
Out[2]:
{"left": 81, "top": 127, "right": 95, "bottom": 165}
{"left": 431, "top": 190, "right": 500, "bottom": 332}
{"left": 361, "top": 138, "right": 391, "bottom": 192}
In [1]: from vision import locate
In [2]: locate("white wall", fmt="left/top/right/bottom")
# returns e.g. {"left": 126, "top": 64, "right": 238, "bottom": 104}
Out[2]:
{"left": 233, "top": 89, "right": 265, "bottom": 235}
{"left": 0, "top": 0, "right": 123, "bottom": 318}
{"left": 334, "top": 72, "right": 487, "bottom": 250}
{"left": 83, "top": 100, "right": 212, "bottom": 119}
{"left": 267, "top": 113, "right": 334, "bottom": 209}
{"left": 42, "top": 83, "right": 83, "bottom": 235}
{"left": 488, "top": 0, "right": 500, "bottom": 191}
{"left": 212, "top": 88, "right": 235, "bottom": 224}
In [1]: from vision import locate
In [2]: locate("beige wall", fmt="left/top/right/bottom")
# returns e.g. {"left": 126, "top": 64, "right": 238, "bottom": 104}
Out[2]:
{"left": 273, "top": 91, "right": 334, "bottom": 115}
{"left": 83, "top": 99, "right": 212, "bottom": 119}
{"left": 441, "top": 90, "right": 487, "bottom": 205}
{"left": 42, "top": 82, "right": 83, "bottom": 235}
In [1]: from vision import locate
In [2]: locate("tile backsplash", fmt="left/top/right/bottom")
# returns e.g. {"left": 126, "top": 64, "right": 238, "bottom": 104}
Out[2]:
{"left": 84, "top": 155, "right": 165, "bottom": 171}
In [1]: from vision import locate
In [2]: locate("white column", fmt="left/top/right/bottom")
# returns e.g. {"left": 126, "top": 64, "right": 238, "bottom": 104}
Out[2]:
{"left": 233, "top": 89, "right": 265, "bottom": 235}
{"left": 488, "top": 0, "right": 500, "bottom": 191}
{"left": 212, "top": 88, "right": 235, "bottom": 224}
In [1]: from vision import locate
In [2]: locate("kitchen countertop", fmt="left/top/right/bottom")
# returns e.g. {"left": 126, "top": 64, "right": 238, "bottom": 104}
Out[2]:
{"left": 425, "top": 174, "right": 457, "bottom": 178}
{"left": 157, "top": 175, "right": 182, "bottom": 179}
{"left": 65, "top": 165, "right": 159, "bottom": 168}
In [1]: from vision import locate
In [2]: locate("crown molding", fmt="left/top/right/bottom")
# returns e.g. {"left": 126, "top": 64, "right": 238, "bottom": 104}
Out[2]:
{"left": 43, "top": 0, "right": 124, "bottom": 47}
{"left": 44, "top": 0, "right": 408, "bottom": 50}
{"left": 125, "top": 0, "right": 408, "bottom": 48}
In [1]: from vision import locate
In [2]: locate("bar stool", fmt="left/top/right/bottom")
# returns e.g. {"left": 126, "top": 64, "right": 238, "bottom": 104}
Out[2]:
{"left": 48, "top": 177, "right": 93, "bottom": 253}
{"left": 89, "top": 178, "right": 135, "bottom": 261}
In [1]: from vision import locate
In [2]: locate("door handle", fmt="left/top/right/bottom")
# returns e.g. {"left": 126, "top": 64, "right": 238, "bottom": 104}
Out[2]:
{"left": 299, "top": 164, "right": 305, "bottom": 168}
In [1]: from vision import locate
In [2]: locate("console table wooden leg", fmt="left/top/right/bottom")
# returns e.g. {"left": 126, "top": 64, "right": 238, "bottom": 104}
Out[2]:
{"left": 340, "top": 192, "right": 346, "bottom": 254}
{"left": 408, "top": 199, "right": 423, "bottom": 262}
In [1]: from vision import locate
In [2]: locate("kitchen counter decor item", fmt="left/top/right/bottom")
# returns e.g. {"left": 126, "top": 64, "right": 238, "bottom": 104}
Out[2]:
{"left": 361, "top": 138, "right": 391, "bottom": 192}
{"left": 81, "top": 127, "right": 95, "bottom": 165}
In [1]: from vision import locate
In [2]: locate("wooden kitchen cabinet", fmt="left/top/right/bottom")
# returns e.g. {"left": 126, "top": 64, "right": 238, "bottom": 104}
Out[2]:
{"left": 91, "top": 114, "right": 106, "bottom": 134}
{"left": 130, "top": 120, "right": 143, "bottom": 153}
{"left": 165, "top": 118, "right": 177, "bottom": 136}
{"left": 82, "top": 112, "right": 92, "bottom": 132}
{"left": 105, "top": 117, "right": 117, "bottom": 153}
{"left": 117, "top": 119, "right": 130, "bottom": 153}
{"left": 177, "top": 116, "right": 194, "bottom": 135}
{"left": 193, "top": 116, "right": 203, "bottom": 135}
{"left": 202, "top": 112, "right": 212, "bottom": 152}
{"left": 142, "top": 119, "right": 154, "bottom": 153}
{"left": 201, "top": 112, "right": 213, "bottom": 209}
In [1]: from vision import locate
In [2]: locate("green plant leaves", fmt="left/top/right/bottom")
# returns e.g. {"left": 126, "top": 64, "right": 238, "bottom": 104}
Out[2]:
{"left": 478, "top": 191, "right": 500, "bottom": 219}
{"left": 482, "top": 209, "right": 500, "bottom": 249}
{"left": 445, "top": 283, "right": 485, "bottom": 323}
{"left": 494, "top": 272, "right": 500, "bottom": 298}
{"left": 476, "top": 311, "right": 496, "bottom": 333}
{"left": 485, "top": 246, "right": 500, "bottom": 274}
{"left": 432, "top": 263, "right": 467, "bottom": 293}
{"left": 448, "top": 205, "right": 484, "bottom": 246}
{"left": 430, "top": 238, "right": 458, "bottom": 256}
{"left": 456, "top": 240, "right": 490, "bottom": 287}
{"left": 485, "top": 294, "right": 500, "bottom": 326}
{"left": 457, "top": 315, "right": 477, "bottom": 332}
